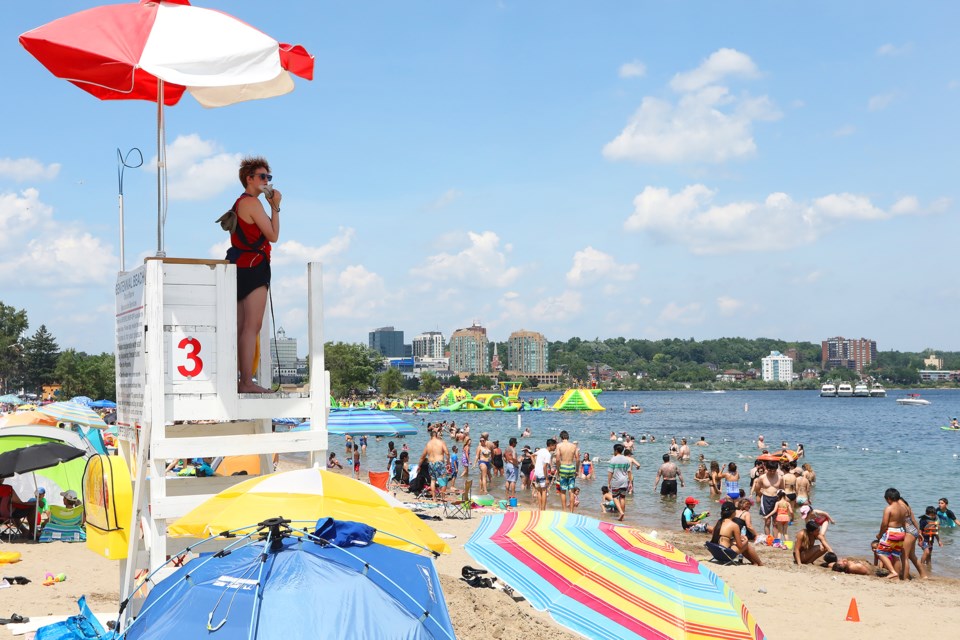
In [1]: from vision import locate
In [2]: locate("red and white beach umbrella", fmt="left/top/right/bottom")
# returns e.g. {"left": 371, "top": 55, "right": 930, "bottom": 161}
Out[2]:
{"left": 19, "top": 0, "right": 314, "bottom": 257}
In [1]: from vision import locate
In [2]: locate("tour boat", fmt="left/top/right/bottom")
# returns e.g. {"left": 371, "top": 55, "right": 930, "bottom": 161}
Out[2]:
{"left": 836, "top": 383, "right": 854, "bottom": 397}
{"left": 854, "top": 382, "right": 870, "bottom": 397}
{"left": 820, "top": 383, "right": 837, "bottom": 397}
{"left": 869, "top": 383, "right": 887, "bottom": 397}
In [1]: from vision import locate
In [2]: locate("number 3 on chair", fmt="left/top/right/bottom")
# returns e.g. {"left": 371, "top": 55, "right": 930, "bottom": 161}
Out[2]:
{"left": 176, "top": 337, "right": 203, "bottom": 378}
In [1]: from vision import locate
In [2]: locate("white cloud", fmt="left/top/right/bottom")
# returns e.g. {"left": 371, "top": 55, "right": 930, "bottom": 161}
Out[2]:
{"left": 0, "top": 232, "right": 114, "bottom": 287}
{"left": 326, "top": 265, "right": 390, "bottom": 319}
{"left": 498, "top": 290, "right": 583, "bottom": 324}
{"left": 271, "top": 227, "right": 355, "bottom": 266}
{"left": 623, "top": 184, "right": 945, "bottom": 254}
{"left": 618, "top": 60, "right": 647, "bottom": 78}
{"left": 716, "top": 296, "right": 743, "bottom": 316}
{"left": 949, "top": 80, "right": 960, "bottom": 91}
{"left": 833, "top": 124, "right": 856, "bottom": 137}
{"left": 0, "top": 158, "right": 61, "bottom": 182}
{"left": 604, "top": 49, "right": 780, "bottom": 164}
{"left": 146, "top": 134, "right": 241, "bottom": 201}
{"left": 427, "top": 189, "right": 463, "bottom": 210}
{"left": 668, "top": 48, "right": 760, "bottom": 93}
{"left": 868, "top": 93, "right": 895, "bottom": 111}
{"left": 410, "top": 230, "right": 521, "bottom": 287}
{"left": 0, "top": 188, "right": 54, "bottom": 249}
{"left": 658, "top": 302, "right": 703, "bottom": 325}
{"left": 793, "top": 270, "right": 825, "bottom": 285}
{"left": 876, "top": 43, "right": 911, "bottom": 57}
{"left": 566, "top": 247, "right": 638, "bottom": 286}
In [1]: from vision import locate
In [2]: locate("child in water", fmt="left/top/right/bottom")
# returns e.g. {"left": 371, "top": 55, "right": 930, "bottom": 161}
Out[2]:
{"left": 600, "top": 486, "right": 617, "bottom": 514}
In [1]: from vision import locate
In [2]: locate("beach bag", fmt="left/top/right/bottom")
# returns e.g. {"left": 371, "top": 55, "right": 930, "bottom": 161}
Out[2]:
{"left": 215, "top": 207, "right": 238, "bottom": 233}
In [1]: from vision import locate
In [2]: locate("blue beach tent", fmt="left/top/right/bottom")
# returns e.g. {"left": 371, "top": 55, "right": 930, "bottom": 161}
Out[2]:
{"left": 121, "top": 520, "right": 456, "bottom": 640}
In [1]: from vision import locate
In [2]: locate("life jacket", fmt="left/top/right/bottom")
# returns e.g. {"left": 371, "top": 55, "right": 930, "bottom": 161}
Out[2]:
{"left": 923, "top": 518, "right": 939, "bottom": 538}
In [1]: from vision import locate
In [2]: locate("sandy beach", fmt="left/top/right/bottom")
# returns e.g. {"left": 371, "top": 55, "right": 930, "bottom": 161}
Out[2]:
{"left": 3, "top": 470, "right": 959, "bottom": 638}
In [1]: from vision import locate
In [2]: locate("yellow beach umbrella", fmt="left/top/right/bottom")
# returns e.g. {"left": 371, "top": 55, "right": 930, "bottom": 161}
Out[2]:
{"left": 0, "top": 411, "right": 59, "bottom": 428}
{"left": 168, "top": 467, "right": 449, "bottom": 555}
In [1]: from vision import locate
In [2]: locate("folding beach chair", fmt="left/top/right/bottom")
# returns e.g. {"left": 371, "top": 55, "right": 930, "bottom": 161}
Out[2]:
{"left": 368, "top": 471, "right": 389, "bottom": 492}
{"left": 38, "top": 505, "right": 85, "bottom": 543}
{"left": 443, "top": 480, "right": 472, "bottom": 520}
{"left": 704, "top": 541, "right": 742, "bottom": 565}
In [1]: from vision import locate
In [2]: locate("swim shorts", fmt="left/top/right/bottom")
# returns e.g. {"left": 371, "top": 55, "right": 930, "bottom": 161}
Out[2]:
{"left": 876, "top": 527, "right": 905, "bottom": 558}
{"left": 428, "top": 461, "right": 449, "bottom": 488}
{"left": 504, "top": 462, "right": 518, "bottom": 483}
{"left": 236, "top": 260, "right": 271, "bottom": 301}
{"left": 660, "top": 479, "right": 677, "bottom": 496}
{"left": 558, "top": 464, "right": 577, "bottom": 491}
{"left": 612, "top": 486, "right": 628, "bottom": 499}
{"left": 534, "top": 474, "right": 548, "bottom": 489}
{"left": 759, "top": 494, "right": 778, "bottom": 518}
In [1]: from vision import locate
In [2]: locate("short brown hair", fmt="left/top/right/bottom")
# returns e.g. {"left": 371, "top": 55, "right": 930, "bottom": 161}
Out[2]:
{"left": 239, "top": 156, "right": 271, "bottom": 187}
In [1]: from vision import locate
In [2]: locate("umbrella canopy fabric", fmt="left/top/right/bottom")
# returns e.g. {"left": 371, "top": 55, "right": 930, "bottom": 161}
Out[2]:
{"left": 466, "top": 511, "right": 766, "bottom": 640}
{"left": 0, "top": 411, "right": 59, "bottom": 428}
{"left": 19, "top": 0, "right": 314, "bottom": 108}
{"left": 37, "top": 401, "right": 108, "bottom": 428}
{"left": 123, "top": 530, "right": 456, "bottom": 640}
{"left": 0, "top": 441, "right": 86, "bottom": 479}
{"left": 69, "top": 396, "right": 94, "bottom": 406}
{"left": 0, "top": 434, "right": 89, "bottom": 504}
{"left": 169, "top": 468, "right": 449, "bottom": 555}
{"left": 0, "top": 394, "right": 26, "bottom": 405}
{"left": 90, "top": 399, "right": 117, "bottom": 409}
{"left": 295, "top": 408, "right": 418, "bottom": 436}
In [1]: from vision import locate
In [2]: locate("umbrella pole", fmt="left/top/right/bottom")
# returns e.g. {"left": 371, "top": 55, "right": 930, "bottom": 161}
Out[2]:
{"left": 156, "top": 80, "right": 166, "bottom": 257}
{"left": 118, "top": 192, "right": 125, "bottom": 271}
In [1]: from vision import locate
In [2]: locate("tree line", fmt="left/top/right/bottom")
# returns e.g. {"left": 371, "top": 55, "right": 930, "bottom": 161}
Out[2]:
{"left": 4, "top": 296, "right": 955, "bottom": 400}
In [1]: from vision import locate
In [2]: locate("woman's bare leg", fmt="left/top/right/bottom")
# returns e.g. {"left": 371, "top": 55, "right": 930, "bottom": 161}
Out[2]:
{"left": 238, "top": 286, "right": 270, "bottom": 393}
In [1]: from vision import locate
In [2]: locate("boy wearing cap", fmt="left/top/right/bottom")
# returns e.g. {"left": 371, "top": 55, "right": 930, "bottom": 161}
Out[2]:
{"left": 681, "top": 496, "right": 712, "bottom": 533}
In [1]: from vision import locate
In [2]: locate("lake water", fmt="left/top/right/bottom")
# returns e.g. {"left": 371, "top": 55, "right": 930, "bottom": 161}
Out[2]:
{"left": 328, "top": 389, "right": 960, "bottom": 578}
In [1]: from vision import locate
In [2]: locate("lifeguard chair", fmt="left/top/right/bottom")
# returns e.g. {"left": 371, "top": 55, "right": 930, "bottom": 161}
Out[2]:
{"left": 108, "top": 258, "right": 328, "bottom": 615}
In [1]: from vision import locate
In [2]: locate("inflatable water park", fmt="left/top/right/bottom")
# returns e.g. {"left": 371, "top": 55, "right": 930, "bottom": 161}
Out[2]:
{"left": 336, "top": 382, "right": 606, "bottom": 412}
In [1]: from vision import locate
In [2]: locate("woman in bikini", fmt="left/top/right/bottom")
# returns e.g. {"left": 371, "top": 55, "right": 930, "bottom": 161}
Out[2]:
{"left": 734, "top": 498, "right": 758, "bottom": 542}
{"left": 694, "top": 463, "right": 710, "bottom": 482}
{"left": 710, "top": 501, "right": 763, "bottom": 566}
{"left": 708, "top": 461, "right": 722, "bottom": 498}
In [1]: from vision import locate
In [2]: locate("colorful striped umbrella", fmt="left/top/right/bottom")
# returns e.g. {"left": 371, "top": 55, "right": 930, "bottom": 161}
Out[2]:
{"left": 168, "top": 467, "right": 449, "bottom": 555}
{"left": 466, "top": 511, "right": 765, "bottom": 640}
{"left": 294, "top": 409, "right": 417, "bottom": 437}
{"left": 37, "top": 401, "right": 108, "bottom": 429}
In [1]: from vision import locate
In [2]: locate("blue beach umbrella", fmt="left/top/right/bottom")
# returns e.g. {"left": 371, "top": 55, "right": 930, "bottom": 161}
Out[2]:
{"left": 122, "top": 520, "right": 456, "bottom": 640}
{"left": 37, "top": 401, "right": 107, "bottom": 429}
{"left": 294, "top": 409, "right": 417, "bottom": 437}
{"left": 90, "top": 399, "right": 117, "bottom": 409}
{"left": 0, "top": 394, "right": 25, "bottom": 405}
{"left": 69, "top": 396, "right": 94, "bottom": 406}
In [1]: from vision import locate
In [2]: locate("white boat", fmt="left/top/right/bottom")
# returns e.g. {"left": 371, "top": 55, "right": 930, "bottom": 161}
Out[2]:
{"left": 837, "top": 383, "right": 854, "bottom": 397}
{"left": 870, "top": 383, "right": 887, "bottom": 397}
{"left": 897, "top": 394, "right": 931, "bottom": 406}
{"left": 854, "top": 383, "right": 870, "bottom": 397}
{"left": 820, "top": 383, "right": 837, "bottom": 397}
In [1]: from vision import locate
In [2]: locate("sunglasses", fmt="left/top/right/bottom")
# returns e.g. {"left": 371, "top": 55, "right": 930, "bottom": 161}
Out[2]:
{"left": 255, "top": 172, "right": 273, "bottom": 181}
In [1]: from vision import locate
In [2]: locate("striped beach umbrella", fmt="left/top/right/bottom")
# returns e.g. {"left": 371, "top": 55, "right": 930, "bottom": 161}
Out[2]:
{"left": 295, "top": 409, "right": 417, "bottom": 437}
{"left": 37, "top": 401, "right": 108, "bottom": 429}
{"left": 466, "top": 511, "right": 765, "bottom": 640}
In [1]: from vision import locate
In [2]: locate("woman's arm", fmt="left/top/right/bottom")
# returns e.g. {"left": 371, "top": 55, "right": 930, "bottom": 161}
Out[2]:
{"left": 239, "top": 196, "right": 280, "bottom": 242}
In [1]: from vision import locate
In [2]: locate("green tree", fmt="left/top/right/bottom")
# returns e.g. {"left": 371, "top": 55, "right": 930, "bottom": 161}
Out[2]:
{"left": 0, "top": 302, "right": 28, "bottom": 392}
{"left": 324, "top": 342, "right": 380, "bottom": 397}
{"left": 22, "top": 324, "right": 59, "bottom": 394}
{"left": 419, "top": 371, "right": 441, "bottom": 394}
{"left": 378, "top": 367, "right": 404, "bottom": 395}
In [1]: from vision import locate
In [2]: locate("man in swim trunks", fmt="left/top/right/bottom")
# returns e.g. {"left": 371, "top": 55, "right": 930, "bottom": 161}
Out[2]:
{"left": 419, "top": 428, "right": 450, "bottom": 500}
{"left": 533, "top": 439, "right": 557, "bottom": 511}
{"left": 875, "top": 487, "right": 909, "bottom": 580}
{"left": 653, "top": 453, "right": 684, "bottom": 497}
{"left": 555, "top": 430, "right": 580, "bottom": 512}
{"left": 607, "top": 443, "right": 632, "bottom": 521}
{"left": 753, "top": 460, "right": 784, "bottom": 536}
{"left": 678, "top": 438, "right": 691, "bottom": 460}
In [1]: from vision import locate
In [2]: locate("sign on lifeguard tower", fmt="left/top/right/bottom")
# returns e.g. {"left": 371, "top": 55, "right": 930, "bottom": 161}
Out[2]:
{"left": 110, "top": 258, "right": 329, "bottom": 617}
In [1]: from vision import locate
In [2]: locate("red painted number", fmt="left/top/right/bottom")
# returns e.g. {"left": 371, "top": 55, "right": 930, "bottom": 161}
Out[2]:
{"left": 177, "top": 337, "right": 203, "bottom": 378}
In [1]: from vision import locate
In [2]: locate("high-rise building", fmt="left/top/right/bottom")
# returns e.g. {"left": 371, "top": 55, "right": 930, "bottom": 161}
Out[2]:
{"left": 369, "top": 326, "right": 405, "bottom": 357}
{"left": 821, "top": 336, "right": 877, "bottom": 373}
{"left": 270, "top": 327, "right": 299, "bottom": 382}
{"left": 412, "top": 331, "right": 445, "bottom": 359}
{"left": 507, "top": 330, "right": 549, "bottom": 374}
{"left": 449, "top": 323, "right": 489, "bottom": 375}
{"left": 761, "top": 350, "right": 793, "bottom": 382}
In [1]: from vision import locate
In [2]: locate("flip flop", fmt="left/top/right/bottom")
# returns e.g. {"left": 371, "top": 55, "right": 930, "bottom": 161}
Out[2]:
{"left": 0, "top": 614, "right": 29, "bottom": 625}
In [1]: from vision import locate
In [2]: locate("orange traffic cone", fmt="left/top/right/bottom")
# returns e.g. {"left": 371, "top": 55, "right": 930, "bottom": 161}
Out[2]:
{"left": 845, "top": 597, "right": 860, "bottom": 622}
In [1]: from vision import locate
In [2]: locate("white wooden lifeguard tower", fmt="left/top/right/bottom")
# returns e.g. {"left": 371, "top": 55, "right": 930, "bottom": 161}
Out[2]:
{"left": 111, "top": 258, "right": 328, "bottom": 611}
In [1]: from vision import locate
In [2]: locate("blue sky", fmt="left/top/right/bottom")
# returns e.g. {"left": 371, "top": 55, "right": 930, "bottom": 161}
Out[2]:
{"left": 3, "top": 1, "right": 958, "bottom": 357}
